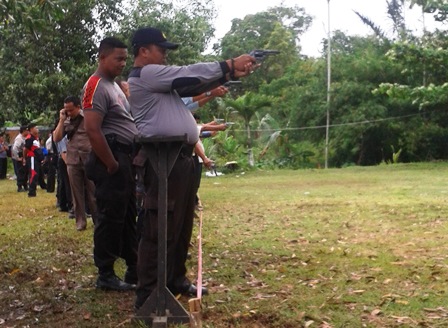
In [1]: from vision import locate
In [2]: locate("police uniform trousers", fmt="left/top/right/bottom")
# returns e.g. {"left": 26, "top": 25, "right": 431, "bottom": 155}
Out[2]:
{"left": 136, "top": 144, "right": 196, "bottom": 304}
{"left": 91, "top": 149, "right": 138, "bottom": 275}
{"left": 67, "top": 160, "right": 97, "bottom": 227}
{"left": 0, "top": 157, "right": 7, "bottom": 179}
{"left": 15, "top": 159, "right": 28, "bottom": 189}
{"left": 45, "top": 154, "right": 57, "bottom": 193}
{"left": 57, "top": 156, "right": 72, "bottom": 211}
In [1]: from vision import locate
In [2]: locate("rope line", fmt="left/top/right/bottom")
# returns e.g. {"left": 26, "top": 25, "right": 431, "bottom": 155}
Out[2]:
{"left": 229, "top": 112, "right": 423, "bottom": 133}
{"left": 196, "top": 206, "right": 203, "bottom": 299}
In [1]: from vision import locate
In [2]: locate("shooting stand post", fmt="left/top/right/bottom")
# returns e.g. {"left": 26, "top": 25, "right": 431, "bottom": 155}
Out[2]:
{"left": 134, "top": 135, "right": 190, "bottom": 328}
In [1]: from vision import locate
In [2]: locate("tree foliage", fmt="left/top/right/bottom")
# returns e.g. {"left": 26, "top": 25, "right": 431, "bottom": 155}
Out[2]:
{"left": 224, "top": 92, "right": 272, "bottom": 166}
{"left": 410, "top": 0, "right": 448, "bottom": 22}
{"left": 217, "top": 5, "right": 311, "bottom": 94}
{"left": 218, "top": 5, "right": 311, "bottom": 58}
{"left": 0, "top": 0, "right": 123, "bottom": 126}
{"left": 118, "top": 0, "right": 217, "bottom": 66}
{"left": 1, "top": 0, "right": 448, "bottom": 169}
{"left": 0, "top": 0, "right": 58, "bottom": 35}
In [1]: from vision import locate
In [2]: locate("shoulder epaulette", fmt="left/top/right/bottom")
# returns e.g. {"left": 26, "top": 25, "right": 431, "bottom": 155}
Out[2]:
{"left": 82, "top": 76, "right": 102, "bottom": 110}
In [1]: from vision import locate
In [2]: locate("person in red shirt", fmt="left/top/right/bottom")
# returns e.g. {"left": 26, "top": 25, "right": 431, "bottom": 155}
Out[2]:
{"left": 24, "top": 123, "right": 46, "bottom": 197}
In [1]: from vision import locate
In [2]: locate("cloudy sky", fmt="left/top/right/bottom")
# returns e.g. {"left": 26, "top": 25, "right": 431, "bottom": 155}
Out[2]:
{"left": 211, "top": 0, "right": 444, "bottom": 57}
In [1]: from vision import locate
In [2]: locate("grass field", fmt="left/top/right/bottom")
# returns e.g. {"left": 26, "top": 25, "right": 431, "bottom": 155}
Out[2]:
{"left": 1, "top": 162, "right": 448, "bottom": 327}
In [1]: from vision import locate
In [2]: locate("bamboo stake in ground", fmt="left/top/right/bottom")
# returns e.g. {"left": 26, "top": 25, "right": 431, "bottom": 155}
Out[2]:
{"left": 190, "top": 199, "right": 204, "bottom": 328}
{"left": 189, "top": 298, "right": 202, "bottom": 328}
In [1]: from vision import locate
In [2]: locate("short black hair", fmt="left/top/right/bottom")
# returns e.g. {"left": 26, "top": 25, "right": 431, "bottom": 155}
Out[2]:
{"left": 19, "top": 125, "right": 28, "bottom": 133}
{"left": 99, "top": 37, "right": 127, "bottom": 56}
{"left": 64, "top": 95, "right": 81, "bottom": 107}
{"left": 132, "top": 43, "right": 149, "bottom": 58}
{"left": 27, "top": 123, "right": 37, "bottom": 130}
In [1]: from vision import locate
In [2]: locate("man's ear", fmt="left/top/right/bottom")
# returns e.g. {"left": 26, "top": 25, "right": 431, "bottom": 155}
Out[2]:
{"left": 139, "top": 45, "right": 150, "bottom": 56}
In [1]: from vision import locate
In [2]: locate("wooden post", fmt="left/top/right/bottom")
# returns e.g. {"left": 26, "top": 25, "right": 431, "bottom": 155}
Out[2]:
{"left": 189, "top": 298, "right": 202, "bottom": 328}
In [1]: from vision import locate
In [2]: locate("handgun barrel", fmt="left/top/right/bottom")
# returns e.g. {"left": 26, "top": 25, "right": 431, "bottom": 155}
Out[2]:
{"left": 264, "top": 50, "right": 280, "bottom": 55}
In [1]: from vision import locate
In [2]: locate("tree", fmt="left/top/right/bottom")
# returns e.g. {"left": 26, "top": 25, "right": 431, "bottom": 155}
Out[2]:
{"left": 217, "top": 5, "right": 310, "bottom": 93}
{"left": 387, "top": 0, "right": 407, "bottom": 37}
{"left": 0, "top": 0, "right": 124, "bottom": 126}
{"left": 225, "top": 92, "right": 272, "bottom": 166}
{"left": 118, "top": 0, "right": 216, "bottom": 66}
{"left": 218, "top": 5, "right": 311, "bottom": 58}
{"left": 410, "top": 0, "right": 448, "bottom": 22}
{"left": 0, "top": 0, "right": 58, "bottom": 35}
{"left": 355, "top": 0, "right": 414, "bottom": 40}
{"left": 262, "top": 30, "right": 426, "bottom": 166}
{"left": 352, "top": 1, "right": 448, "bottom": 163}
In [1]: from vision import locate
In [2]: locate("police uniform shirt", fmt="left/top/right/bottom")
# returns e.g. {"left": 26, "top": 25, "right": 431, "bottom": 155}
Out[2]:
{"left": 128, "top": 61, "right": 228, "bottom": 145}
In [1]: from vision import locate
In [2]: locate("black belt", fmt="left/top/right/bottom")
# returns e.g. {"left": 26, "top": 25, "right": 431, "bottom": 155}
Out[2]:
{"left": 137, "top": 140, "right": 193, "bottom": 157}
{"left": 179, "top": 144, "right": 194, "bottom": 157}
{"left": 114, "top": 141, "right": 134, "bottom": 155}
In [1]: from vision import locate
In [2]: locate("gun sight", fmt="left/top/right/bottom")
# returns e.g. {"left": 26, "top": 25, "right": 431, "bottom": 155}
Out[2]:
{"left": 249, "top": 49, "right": 280, "bottom": 63}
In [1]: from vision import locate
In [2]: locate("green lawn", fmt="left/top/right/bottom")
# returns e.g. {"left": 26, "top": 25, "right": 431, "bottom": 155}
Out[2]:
{"left": 2, "top": 162, "right": 448, "bottom": 327}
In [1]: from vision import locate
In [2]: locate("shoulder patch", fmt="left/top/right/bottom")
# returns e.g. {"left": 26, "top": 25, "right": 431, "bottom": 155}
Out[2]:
{"left": 82, "top": 76, "right": 102, "bottom": 110}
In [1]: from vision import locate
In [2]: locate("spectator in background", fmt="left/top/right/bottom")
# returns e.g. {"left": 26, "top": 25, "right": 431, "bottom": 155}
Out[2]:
{"left": 0, "top": 134, "right": 8, "bottom": 179}
{"left": 182, "top": 85, "right": 228, "bottom": 111}
{"left": 191, "top": 113, "right": 228, "bottom": 210}
{"left": 53, "top": 96, "right": 97, "bottom": 231}
{"left": 39, "top": 138, "right": 49, "bottom": 183}
{"left": 12, "top": 126, "right": 29, "bottom": 192}
{"left": 55, "top": 135, "right": 74, "bottom": 217}
{"left": 45, "top": 131, "right": 57, "bottom": 193}
{"left": 24, "top": 123, "right": 47, "bottom": 197}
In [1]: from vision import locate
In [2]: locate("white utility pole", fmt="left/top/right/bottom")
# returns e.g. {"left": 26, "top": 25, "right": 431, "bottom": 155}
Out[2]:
{"left": 325, "top": 0, "right": 331, "bottom": 169}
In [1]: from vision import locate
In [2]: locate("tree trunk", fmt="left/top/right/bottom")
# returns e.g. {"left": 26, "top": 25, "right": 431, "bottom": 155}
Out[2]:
{"left": 246, "top": 122, "right": 254, "bottom": 166}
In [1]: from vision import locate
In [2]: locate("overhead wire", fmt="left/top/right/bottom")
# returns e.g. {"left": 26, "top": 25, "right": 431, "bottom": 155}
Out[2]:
{"left": 229, "top": 112, "right": 424, "bottom": 133}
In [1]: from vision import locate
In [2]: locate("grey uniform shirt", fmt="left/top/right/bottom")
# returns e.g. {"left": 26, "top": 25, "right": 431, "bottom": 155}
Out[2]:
{"left": 82, "top": 73, "right": 138, "bottom": 145}
{"left": 128, "top": 61, "right": 228, "bottom": 145}
{"left": 56, "top": 136, "right": 68, "bottom": 155}
{"left": 12, "top": 134, "right": 26, "bottom": 160}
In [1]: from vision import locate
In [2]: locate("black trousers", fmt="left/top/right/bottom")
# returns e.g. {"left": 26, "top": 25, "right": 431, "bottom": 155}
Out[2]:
{"left": 136, "top": 146, "right": 196, "bottom": 303}
{"left": 15, "top": 159, "right": 28, "bottom": 189}
{"left": 57, "top": 157, "right": 72, "bottom": 210}
{"left": 12, "top": 157, "right": 19, "bottom": 177}
{"left": 192, "top": 155, "right": 203, "bottom": 204}
{"left": 0, "top": 157, "right": 7, "bottom": 179}
{"left": 89, "top": 150, "right": 138, "bottom": 275}
{"left": 46, "top": 154, "right": 57, "bottom": 193}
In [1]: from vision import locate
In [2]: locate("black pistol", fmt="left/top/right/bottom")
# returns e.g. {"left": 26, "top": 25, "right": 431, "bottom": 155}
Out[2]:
{"left": 249, "top": 49, "right": 280, "bottom": 63}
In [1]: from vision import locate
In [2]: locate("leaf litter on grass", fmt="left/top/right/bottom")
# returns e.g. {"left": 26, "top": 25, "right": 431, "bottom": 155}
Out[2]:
{"left": 4, "top": 164, "right": 448, "bottom": 327}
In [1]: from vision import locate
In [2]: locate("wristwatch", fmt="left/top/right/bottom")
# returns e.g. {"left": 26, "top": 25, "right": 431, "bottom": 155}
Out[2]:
{"left": 205, "top": 91, "right": 212, "bottom": 97}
